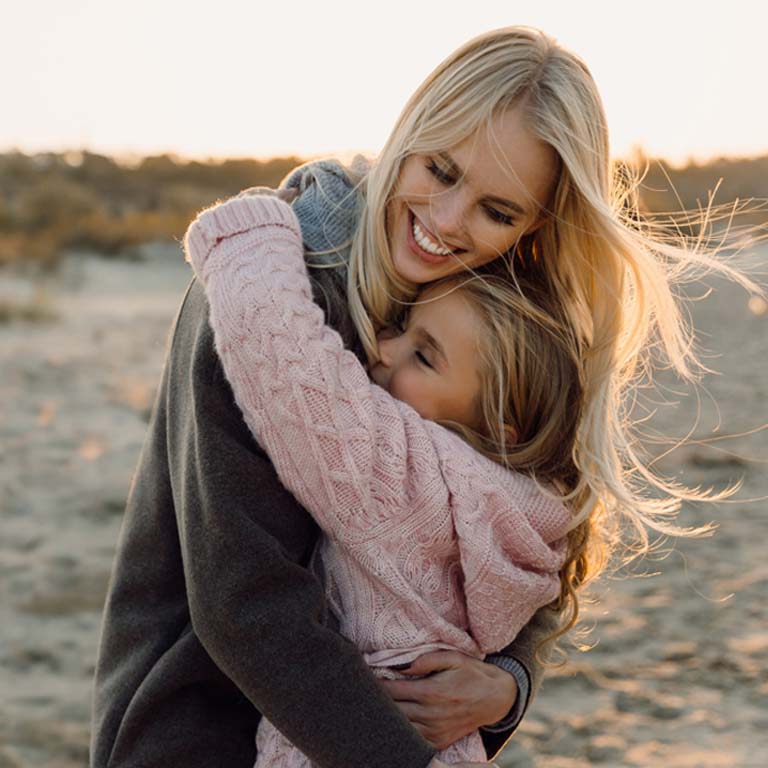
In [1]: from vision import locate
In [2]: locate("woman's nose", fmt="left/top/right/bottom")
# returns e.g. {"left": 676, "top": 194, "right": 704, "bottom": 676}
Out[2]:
{"left": 428, "top": 187, "right": 468, "bottom": 240}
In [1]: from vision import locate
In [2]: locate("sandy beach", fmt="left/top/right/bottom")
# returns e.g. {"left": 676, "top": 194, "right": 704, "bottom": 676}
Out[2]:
{"left": 0, "top": 244, "right": 766, "bottom": 767}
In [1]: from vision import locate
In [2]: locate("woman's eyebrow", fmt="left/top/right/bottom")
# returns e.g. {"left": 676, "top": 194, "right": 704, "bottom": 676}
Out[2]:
{"left": 438, "top": 151, "right": 527, "bottom": 217}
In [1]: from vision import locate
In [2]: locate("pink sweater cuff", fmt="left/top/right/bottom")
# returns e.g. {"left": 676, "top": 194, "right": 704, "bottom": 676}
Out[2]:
{"left": 185, "top": 194, "right": 302, "bottom": 274}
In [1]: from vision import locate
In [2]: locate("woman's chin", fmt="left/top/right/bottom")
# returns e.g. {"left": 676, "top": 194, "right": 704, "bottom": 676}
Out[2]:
{"left": 391, "top": 246, "right": 454, "bottom": 285}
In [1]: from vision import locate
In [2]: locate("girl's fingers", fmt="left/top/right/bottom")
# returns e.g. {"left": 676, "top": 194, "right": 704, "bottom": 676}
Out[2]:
{"left": 235, "top": 186, "right": 297, "bottom": 203}
{"left": 275, "top": 187, "right": 299, "bottom": 203}
{"left": 401, "top": 650, "right": 464, "bottom": 675}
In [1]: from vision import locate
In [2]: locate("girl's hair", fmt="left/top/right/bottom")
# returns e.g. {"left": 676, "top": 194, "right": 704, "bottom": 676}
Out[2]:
{"left": 429, "top": 271, "right": 583, "bottom": 492}
{"left": 341, "top": 26, "right": 757, "bottom": 657}
{"left": 420, "top": 270, "right": 589, "bottom": 656}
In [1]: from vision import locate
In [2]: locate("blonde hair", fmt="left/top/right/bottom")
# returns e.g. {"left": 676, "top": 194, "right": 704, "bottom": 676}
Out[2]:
{"left": 430, "top": 272, "right": 583, "bottom": 489}
{"left": 419, "top": 271, "right": 591, "bottom": 656}
{"left": 340, "top": 27, "right": 758, "bottom": 655}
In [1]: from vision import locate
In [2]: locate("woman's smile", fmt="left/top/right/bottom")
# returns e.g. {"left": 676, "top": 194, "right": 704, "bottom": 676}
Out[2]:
{"left": 386, "top": 104, "right": 558, "bottom": 284}
{"left": 407, "top": 210, "right": 467, "bottom": 263}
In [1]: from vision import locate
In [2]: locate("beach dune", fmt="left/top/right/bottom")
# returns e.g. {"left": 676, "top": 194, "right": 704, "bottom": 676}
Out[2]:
{"left": 0, "top": 245, "right": 766, "bottom": 767}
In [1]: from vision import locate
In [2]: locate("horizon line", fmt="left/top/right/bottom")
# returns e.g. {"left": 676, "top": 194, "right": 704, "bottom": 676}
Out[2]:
{"left": 2, "top": 144, "right": 768, "bottom": 171}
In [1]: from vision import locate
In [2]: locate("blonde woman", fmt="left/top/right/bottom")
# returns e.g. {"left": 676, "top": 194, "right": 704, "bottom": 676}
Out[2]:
{"left": 92, "top": 27, "right": 733, "bottom": 768}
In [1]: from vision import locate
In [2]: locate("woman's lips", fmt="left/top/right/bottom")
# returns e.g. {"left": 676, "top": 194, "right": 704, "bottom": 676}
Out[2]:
{"left": 407, "top": 210, "right": 464, "bottom": 265}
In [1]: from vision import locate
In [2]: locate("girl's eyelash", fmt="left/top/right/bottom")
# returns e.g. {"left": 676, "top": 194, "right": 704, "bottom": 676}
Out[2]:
{"left": 415, "top": 350, "right": 433, "bottom": 368}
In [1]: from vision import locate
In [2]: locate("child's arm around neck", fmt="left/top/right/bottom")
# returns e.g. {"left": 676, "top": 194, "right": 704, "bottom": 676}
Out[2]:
{"left": 184, "top": 193, "right": 568, "bottom": 652}
{"left": 184, "top": 193, "right": 448, "bottom": 544}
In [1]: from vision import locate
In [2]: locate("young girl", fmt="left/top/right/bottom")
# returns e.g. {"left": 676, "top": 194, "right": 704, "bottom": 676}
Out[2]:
{"left": 183, "top": 191, "right": 583, "bottom": 765}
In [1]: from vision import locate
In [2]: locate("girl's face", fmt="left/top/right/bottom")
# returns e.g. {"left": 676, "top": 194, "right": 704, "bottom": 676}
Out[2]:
{"left": 386, "top": 105, "right": 558, "bottom": 284}
{"left": 369, "top": 284, "right": 483, "bottom": 430}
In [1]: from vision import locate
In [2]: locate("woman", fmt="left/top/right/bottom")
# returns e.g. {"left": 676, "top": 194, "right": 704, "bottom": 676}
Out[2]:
{"left": 91, "top": 26, "right": 723, "bottom": 768}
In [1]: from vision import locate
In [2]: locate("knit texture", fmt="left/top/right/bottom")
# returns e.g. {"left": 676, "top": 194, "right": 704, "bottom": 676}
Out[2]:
{"left": 284, "top": 158, "right": 538, "bottom": 733}
{"left": 282, "top": 157, "right": 364, "bottom": 259}
{"left": 184, "top": 195, "right": 570, "bottom": 766}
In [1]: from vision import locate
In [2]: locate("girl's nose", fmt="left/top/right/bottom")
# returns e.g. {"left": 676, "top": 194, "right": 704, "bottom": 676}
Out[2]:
{"left": 377, "top": 335, "right": 396, "bottom": 367}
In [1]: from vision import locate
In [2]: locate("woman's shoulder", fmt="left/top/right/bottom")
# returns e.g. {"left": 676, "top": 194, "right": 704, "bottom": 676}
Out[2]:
{"left": 281, "top": 155, "right": 370, "bottom": 193}
{"left": 281, "top": 157, "right": 370, "bottom": 356}
{"left": 281, "top": 156, "right": 369, "bottom": 259}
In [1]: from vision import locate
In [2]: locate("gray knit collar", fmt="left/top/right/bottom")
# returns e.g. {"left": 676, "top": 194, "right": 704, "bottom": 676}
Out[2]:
{"left": 282, "top": 157, "right": 368, "bottom": 266}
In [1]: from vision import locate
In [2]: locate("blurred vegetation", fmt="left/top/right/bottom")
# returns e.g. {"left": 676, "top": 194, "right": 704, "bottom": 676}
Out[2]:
{"left": 632, "top": 150, "right": 768, "bottom": 234}
{"left": 0, "top": 149, "right": 766, "bottom": 266}
{"left": 0, "top": 151, "right": 302, "bottom": 266}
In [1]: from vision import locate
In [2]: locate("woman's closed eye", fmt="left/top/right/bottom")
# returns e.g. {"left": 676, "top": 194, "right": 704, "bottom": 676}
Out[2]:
{"left": 426, "top": 158, "right": 517, "bottom": 227}
{"left": 426, "top": 158, "right": 456, "bottom": 186}
{"left": 483, "top": 206, "right": 516, "bottom": 226}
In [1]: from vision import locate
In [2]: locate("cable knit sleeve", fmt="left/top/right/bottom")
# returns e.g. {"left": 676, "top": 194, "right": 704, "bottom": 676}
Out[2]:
{"left": 183, "top": 194, "right": 443, "bottom": 545}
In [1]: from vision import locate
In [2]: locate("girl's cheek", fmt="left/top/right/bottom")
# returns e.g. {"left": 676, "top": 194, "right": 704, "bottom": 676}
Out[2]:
{"left": 390, "top": 372, "right": 419, "bottom": 410}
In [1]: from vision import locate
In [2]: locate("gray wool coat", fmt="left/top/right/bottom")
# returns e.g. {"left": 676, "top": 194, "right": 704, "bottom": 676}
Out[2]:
{"left": 89, "top": 161, "right": 559, "bottom": 768}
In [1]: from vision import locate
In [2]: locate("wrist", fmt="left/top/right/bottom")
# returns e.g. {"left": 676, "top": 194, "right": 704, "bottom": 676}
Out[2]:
{"left": 483, "top": 659, "right": 519, "bottom": 726}
{"left": 481, "top": 654, "right": 530, "bottom": 733}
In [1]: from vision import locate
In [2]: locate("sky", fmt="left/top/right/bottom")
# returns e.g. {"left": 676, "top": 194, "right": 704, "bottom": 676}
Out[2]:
{"left": 3, "top": 0, "right": 766, "bottom": 164}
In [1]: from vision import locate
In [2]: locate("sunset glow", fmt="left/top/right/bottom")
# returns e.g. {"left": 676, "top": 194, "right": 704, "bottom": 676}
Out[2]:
{"left": 4, "top": 0, "right": 766, "bottom": 163}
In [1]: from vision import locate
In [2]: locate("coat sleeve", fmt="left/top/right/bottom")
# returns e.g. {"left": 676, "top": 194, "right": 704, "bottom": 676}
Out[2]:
{"left": 164, "top": 279, "right": 436, "bottom": 768}
{"left": 480, "top": 605, "right": 563, "bottom": 758}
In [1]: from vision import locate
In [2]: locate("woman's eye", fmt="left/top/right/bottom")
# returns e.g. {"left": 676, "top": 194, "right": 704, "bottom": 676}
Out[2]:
{"left": 426, "top": 159, "right": 456, "bottom": 186}
{"left": 484, "top": 206, "right": 516, "bottom": 226}
{"left": 415, "top": 350, "right": 433, "bottom": 369}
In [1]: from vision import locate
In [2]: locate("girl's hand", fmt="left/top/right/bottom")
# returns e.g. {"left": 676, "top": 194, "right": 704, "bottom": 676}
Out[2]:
{"left": 237, "top": 186, "right": 298, "bottom": 204}
{"left": 379, "top": 651, "right": 518, "bottom": 750}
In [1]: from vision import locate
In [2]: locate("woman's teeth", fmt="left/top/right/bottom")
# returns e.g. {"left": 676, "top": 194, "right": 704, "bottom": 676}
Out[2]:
{"left": 412, "top": 217, "right": 453, "bottom": 256}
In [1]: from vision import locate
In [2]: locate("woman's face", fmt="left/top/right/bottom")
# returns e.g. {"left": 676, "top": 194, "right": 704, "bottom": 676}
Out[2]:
{"left": 386, "top": 105, "right": 558, "bottom": 284}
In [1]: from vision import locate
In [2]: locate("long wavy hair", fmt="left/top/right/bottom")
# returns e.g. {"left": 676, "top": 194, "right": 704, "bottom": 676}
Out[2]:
{"left": 330, "top": 26, "right": 756, "bottom": 657}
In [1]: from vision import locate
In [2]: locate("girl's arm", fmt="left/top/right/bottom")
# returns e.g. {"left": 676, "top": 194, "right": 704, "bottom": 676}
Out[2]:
{"left": 184, "top": 194, "right": 439, "bottom": 544}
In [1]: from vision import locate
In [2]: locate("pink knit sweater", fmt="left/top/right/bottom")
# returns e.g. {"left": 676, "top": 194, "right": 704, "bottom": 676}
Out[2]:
{"left": 184, "top": 195, "right": 570, "bottom": 766}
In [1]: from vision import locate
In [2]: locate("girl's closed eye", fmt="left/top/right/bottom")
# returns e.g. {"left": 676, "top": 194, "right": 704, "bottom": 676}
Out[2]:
{"left": 415, "top": 349, "right": 434, "bottom": 369}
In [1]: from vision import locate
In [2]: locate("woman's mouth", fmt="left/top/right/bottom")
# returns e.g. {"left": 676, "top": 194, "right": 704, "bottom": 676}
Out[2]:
{"left": 407, "top": 211, "right": 465, "bottom": 264}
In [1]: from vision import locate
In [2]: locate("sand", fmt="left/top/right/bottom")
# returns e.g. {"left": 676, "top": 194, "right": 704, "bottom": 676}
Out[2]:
{"left": 0, "top": 245, "right": 766, "bottom": 767}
